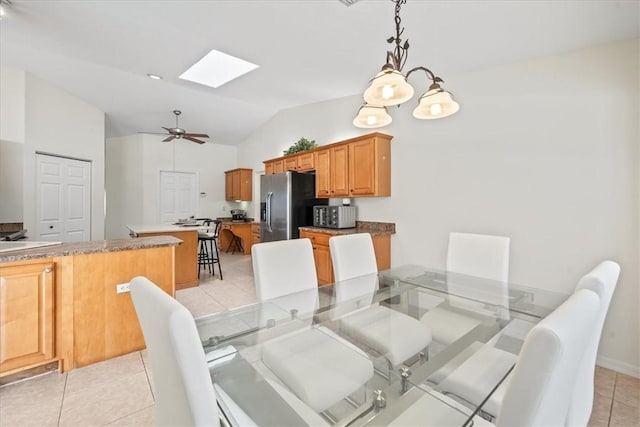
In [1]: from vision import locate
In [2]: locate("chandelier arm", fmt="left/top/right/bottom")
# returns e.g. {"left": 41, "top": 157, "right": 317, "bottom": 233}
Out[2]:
{"left": 405, "top": 66, "right": 441, "bottom": 83}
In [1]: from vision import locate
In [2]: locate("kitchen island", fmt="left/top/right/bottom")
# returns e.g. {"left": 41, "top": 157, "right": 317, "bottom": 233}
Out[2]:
{"left": 217, "top": 219, "right": 259, "bottom": 255}
{"left": 0, "top": 236, "right": 179, "bottom": 376}
{"left": 127, "top": 224, "right": 198, "bottom": 289}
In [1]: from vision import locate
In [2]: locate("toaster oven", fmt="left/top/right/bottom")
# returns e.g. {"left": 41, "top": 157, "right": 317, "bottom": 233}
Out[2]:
{"left": 313, "top": 206, "right": 356, "bottom": 229}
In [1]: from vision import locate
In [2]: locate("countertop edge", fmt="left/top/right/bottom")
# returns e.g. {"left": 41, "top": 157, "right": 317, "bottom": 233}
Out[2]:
{"left": 0, "top": 236, "right": 182, "bottom": 263}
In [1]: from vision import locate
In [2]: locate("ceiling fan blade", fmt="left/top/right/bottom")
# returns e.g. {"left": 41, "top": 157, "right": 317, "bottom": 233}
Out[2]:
{"left": 183, "top": 133, "right": 209, "bottom": 138}
{"left": 183, "top": 136, "right": 206, "bottom": 144}
{"left": 162, "top": 135, "right": 176, "bottom": 142}
{"left": 161, "top": 126, "right": 174, "bottom": 133}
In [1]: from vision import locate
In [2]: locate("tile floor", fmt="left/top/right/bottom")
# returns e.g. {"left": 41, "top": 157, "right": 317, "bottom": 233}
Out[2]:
{"left": 1, "top": 251, "right": 639, "bottom": 426}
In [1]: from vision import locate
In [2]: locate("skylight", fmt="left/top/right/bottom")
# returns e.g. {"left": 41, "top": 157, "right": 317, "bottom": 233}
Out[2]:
{"left": 179, "top": 49, "right": 259, "bottom": 89}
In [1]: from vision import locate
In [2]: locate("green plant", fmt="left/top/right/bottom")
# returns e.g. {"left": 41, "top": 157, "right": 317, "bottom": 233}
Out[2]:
{"left": 283, "top": 137, "right": 317, "bottom": 155}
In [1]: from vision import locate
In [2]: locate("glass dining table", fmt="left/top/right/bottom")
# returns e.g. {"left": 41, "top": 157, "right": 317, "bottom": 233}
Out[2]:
{"left": 195, "top": 265, "right": 568, "bottom": 426}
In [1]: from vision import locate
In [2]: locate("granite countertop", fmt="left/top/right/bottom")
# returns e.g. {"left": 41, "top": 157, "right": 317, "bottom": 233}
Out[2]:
{"left": 0, "top": 236, "right": 182, "bottom": 263}
{"left": 299, "top": 221, "right": 395, "bottom": 237}
{"left": 127, "top": 224, "right": 202, "bottom": 234}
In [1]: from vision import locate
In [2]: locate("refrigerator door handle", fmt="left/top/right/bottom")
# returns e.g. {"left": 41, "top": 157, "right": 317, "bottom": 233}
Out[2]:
{"left": 266, "top": 191, "right": 273, "bottom": 233}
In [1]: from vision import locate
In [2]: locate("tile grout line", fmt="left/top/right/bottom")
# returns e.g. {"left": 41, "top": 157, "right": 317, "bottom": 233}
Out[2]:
{"left": 608, "top": 372, "right": 617, "bottom": 427}
{"left": 139, "top": 350, "right": 156, "bottom": 402}
{"left": 56, "top": 372, "right": 69, "bottom": 426}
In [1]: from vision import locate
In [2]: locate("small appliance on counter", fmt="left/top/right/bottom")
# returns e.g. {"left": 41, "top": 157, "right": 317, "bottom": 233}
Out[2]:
{"left": 231, "top": 209, "right": 247, "bottom": 222}
{"left": 313, "top": 206, "right": 357, "bottom": 229}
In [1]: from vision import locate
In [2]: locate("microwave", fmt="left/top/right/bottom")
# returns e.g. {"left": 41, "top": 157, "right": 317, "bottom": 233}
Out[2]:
{"left": 313, "top": 206, "right": 356, "bottom": 229}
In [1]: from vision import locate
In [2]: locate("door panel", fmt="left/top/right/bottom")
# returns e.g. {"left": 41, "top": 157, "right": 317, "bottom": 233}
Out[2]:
{"left": 36, "top": 154, "right": 91, "bottom": 241}
{"left": 160, "top": 171, "right": 197, "bottom": 223}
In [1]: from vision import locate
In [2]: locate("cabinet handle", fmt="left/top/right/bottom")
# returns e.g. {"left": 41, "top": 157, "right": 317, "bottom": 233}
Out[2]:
{"left": 44, "top": 268, "right": 52, "bottom": 273}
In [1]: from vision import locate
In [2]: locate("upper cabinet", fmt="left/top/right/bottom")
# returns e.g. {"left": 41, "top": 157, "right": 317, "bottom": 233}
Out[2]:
{"left": 224, "top": 168, "right": 252, "bottom": 201}
{"left": 263, "top": 133, "right": 392, "bottom": 198}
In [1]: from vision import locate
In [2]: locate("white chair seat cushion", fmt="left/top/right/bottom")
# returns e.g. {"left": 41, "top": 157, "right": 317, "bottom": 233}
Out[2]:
{"left": 340, "top": 305, "right": 432, "bottom": 366}
{"left": 420, "top": 307, "right": 482, "bottom": 345}
{"left": 262, "top": 326, "right": 374, "bottom": 412}
{"left": 436, "top": 344, "right": 517, "bottom": 417}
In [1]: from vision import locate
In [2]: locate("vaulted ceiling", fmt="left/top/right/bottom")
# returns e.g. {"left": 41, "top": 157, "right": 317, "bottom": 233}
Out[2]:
{"left": 1, "top": 0, "right": 637, "bottom": 145}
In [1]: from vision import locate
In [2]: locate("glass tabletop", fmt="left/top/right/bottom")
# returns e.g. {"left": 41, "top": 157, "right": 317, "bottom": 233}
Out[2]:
{"left": 195, "top": 265, "right": 569, "bottom": 426}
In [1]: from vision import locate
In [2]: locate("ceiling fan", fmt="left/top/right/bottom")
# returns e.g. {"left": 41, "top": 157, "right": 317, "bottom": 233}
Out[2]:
{"left": 160, "top": 110, "right": 209, "bottom": 144}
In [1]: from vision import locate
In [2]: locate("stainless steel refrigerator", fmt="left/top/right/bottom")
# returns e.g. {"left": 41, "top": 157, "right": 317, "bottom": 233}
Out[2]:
{"left": 260, "top": 172, "right": 327, "bottom": 242}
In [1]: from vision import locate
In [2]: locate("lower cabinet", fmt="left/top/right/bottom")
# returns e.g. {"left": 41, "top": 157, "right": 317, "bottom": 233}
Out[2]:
{"left": 0, "top": 261, "right": 55, "bottom": 374}
{"left": 300, "top": 230, "right": 391, "bottom": 286}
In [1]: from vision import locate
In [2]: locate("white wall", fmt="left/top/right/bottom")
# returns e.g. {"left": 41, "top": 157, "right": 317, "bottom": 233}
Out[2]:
{"left": 0, "top": 67, "right": 26, "bottom": 222}
{"left": 0, "top": 67, "right": 25, "bottom": 144}
{"left": 105, "top": 133, "right": 238, "bottom": 238}
{"left": 238, "top": 39, "right": 640, "bottom": 376}
{"left": 23, "top": 74, "right": 106, "bottom": 240}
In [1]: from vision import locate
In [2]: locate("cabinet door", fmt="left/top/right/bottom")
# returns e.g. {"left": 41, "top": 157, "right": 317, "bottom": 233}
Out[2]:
{"left": 349, "top": 138, "right": 376, "bottom": 196}
{"left": 313, "top": 244, "right": 334, "bottom": 285}
{"left": 273, "top": 160, "right": 284, "bottom": 174}
{"left": 331, "top": 145, "right": 350, "bottom": 197}
{"left": 315, "top": 149, "right": 331, "bottom": 197}
{"left": 0, "top": 262, "right": 55, "bottom": 373}
{"left": 231, "top": 171, "right": 241, "bottom": 200}
{"left": 225, "top": 171, "right": 234, "bottom": 200}
{"left": 284, "top": 156, "right": 298, "bottom": 171}
{"left": 297, "top": 152, "right": 315, "bottom": 171}
{"left": 239, "top": 169, "right": 252, "bottom": 201}
{"left": 265, "top": 162, "right": 274, "bottom": 176}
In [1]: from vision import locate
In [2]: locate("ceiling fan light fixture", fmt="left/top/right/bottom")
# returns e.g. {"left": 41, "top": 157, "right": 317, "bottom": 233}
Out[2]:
{"left": 353, "top": 104, "right": 392, "bottom": 129}
{"left": 353, "top": 0, "right": 459, "bottom": 128}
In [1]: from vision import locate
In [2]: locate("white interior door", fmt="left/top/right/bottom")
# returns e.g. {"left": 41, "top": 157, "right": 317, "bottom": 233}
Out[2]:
{"left": 36, "top": 154, "right": 91, "bottom": 242}
{"left": 159, "top": 171, "right": 197, "bottom": 223}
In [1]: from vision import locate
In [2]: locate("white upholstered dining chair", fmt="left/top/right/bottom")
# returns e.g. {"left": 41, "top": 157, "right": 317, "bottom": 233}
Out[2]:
{"left": 495, "top": 288, "right": 601, "bottom": 426}
{"left": 130, "top": 276, "right": 220, "bottom": 427}
{"left": 419, "top": 232, "right": 511, "bottom": 345}
{"left": 251, "top": 238, "right": 374, "bottom": 413}
{"left": 329, "top": 233, "right": 432, "bottom": 367}
{"left": 435, "top": 260, "right": 620, "bottom": 423}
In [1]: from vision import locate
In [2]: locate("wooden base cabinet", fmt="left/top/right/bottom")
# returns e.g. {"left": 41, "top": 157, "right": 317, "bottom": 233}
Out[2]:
{"left": 300, "top": 230, "right": 391, "bottom": 286}
{"left": 0, "top": 261, "right": 55, "bottom": 374}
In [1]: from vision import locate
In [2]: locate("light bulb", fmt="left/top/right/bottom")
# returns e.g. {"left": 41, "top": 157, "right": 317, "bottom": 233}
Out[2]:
{"left": 430, "top": 103, "right": 442, "bottom": 115}
{"left": 382, "top": 85, "right": 394, "bottom": 100}
{"left": 367, "top": 115, "right": 377, "bottom": 125}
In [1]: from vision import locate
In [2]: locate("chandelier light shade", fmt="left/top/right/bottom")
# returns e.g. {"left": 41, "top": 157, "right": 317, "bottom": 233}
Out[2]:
{"left": 354, "top": 0, "right": 459, "bottom": 128}
{"left": 412, "top": 85, "right": 460, "bottom": 120}
{"left": 353, "top": 104, "right": 393, "bottom": 128}
{"left": 363, "top": 66, "right": 414, "bottom": 107}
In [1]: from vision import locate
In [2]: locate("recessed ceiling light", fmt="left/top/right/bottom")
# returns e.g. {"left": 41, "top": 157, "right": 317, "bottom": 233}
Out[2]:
{"left": 147, "top": 73, "right": 163, "bottom": 80}
{"left": 179, "top": 49, "right": 259, "bottom": 89}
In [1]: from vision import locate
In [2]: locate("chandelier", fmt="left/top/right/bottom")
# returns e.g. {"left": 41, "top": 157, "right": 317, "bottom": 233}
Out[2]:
{"left": 353, "top": 0, "right": 459, "bottom": 129}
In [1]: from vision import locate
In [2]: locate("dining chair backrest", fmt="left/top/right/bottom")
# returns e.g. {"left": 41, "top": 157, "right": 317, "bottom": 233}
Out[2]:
{"left": 130, "top": 276, "right": 219, "bottom": 427}
{"left": 330, "top": 233, "right": 378, "bottom": 282}
{"left": 330, "top": 233, "right": 379, "bottom": 305}
{"left": 496, "top": 288, "right": 601, "bottom": 427}
{"left": 252, "top": 238, "right": 318, "bottom": 301}
{"left": 446, "top": 232, "right": 510, "bottom": 312}
{"left": 566, "top": 260, "right": 620, "bottom": 426}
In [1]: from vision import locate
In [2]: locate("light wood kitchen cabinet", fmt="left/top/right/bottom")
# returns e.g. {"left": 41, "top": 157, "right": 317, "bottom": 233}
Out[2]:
{"left": 0, "top": 261, "right": 55, "bottom": 374}
{"left": 284, "top": 156, "right": 298, "bottom": 171}
{"left": 349, "top": 135, "right": 391, "bottom": 196}
{"left": 300, "top": 229, "right": 391, "bottom": 286}
{"left": 315, "top": 149, "right": 331, "bottom": 197}
{"left": 300, "top": 230, "right": 334, "bottom": 285}
{"left": 264, "top": 159, "right": 284, "bottom": 175}
{"left": 331, "top": 144, "right": 350, "bottom": 197}
{"left": 296, "top": 152, "right": 315, "bottom": 171}
{"left": 225, "top": 168, "right": 253, "bottom": 201}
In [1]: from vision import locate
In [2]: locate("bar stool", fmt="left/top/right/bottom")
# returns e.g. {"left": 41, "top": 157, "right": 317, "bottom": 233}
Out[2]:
{"left": 226, "top": 231, "right": 243, "bottom": 254}
{"left": 198, "top": 220, "right": 223, "bottom": 279}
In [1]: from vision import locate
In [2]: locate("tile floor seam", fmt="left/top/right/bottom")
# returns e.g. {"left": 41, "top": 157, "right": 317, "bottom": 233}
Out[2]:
{"left": 56, "top": 372, "right": 68, "bottom": 427}
{"left": 102, "top": 404, "right": 155, "bottom": 426}
{"left": 140, "top": 351, "right": 155, "bottom": 402}
{"left": 608, "top": 373, "right": 617, "bottom": 427}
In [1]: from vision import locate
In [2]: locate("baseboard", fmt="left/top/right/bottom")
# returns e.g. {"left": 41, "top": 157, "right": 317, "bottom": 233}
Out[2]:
{"left": 597, "top": 355, "right": 640, "bottom": 378}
